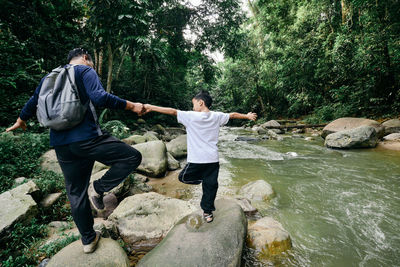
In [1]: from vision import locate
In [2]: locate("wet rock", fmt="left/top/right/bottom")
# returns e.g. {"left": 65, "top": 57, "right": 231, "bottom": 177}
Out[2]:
{"left": 40, "top": 192, "right": 63, "bottom": 208}
{"left": 322, "top": 117, "right": 384, "bottom": 139}
{"left": 40, "top": 149, "right": 62, "bottom": 174}
{"left": 137, "top": 199, "right": 247, "bottom": 267}
{"left": 0, "top": 181, "right": 39, "bottom": 234}
{"left": 239, "top": 180, "right": 274, "bottom": 202}
{"left": 247, "top": 217, "right": 292, "bottom": 258}
{"left": 167, "top": 152, "right": 180, "bottom": 171}
{"left": 267, "top": 130, "right": 283, "bottom": 141}
{"left": 257, "top": 127, "right": 268, "bottom": 135}
{"left": 122, "top": 135, "right": 147, "bottom": 145}
{"left": 305, "top": 137, "right": 313, "bottom": 141}
{"left": 227, "top": 197, "right": 258, "bottom": 215}
{"left": 382, "top": 119, "right": 400, "bottom": 135}
{"left": 166, "top": 135, "right": 187, "bottom": 159}
{"left": 108, "top": 192, "right": 196, "bottom": 249}
{"left": 133, "top": 140, "right": 168, "bottom": 177}
{"left": 235, "top": 136, "right": 260, "bottom": 142}
{"left": 383, "top": 133, "right": 400, "bottom": 141}
{"left": 325, "top": 126, "right": 378, "bottom": 149}
{"left": 47, "top": 238, "right": 130, "bottom": 267}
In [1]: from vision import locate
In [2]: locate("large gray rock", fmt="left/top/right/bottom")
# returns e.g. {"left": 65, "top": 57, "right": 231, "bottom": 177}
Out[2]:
{"left": 133, "top": 140, "right": 168, "bottom": 177}
{"left": 123, "top": 134, "right": 147, "bottom": 145}
{"left": 0, "top": 181, "right": 39, "bottom": 234}
{"left": 47, "top": 238, "right": 129, "bottom": 267}
{"left": 239, "top": 180, "right": 274, "bottom": 202}
{"left": 90, "top": 169, "right": 130, "bottom": 197}
{"left": 166, "top": 135, "right": 187, "bottom": 159}
{"left": 247, "top": 217, "right": 292, "bottom": 258}
{"left": 382, "top": 119, "right": 400, "bottom": 135}
{"left": 92, "top": 161, "right": 109, "bottom": 174}
{"left": 324, "top": 126, "right": 378, "bottom": 149}
{"left": 144, "top": 132, "right": 159, "bottom": 141}
{"left": 108, "top": 192, "right": 196, "bottom": 248}
{"left": 261, "top": 120, "right": 280, "bottom": 128}
{"left": 322, "top": 117, "right": 384, "bottom": 139}
{"left": 40, "top": 149, "right": 62, "bottom": 174}
{"left": 167, "top": 152, "right": 180, "bottom": 171}
{"left": 137, "top": 199, "right": 247, "bottom": 267}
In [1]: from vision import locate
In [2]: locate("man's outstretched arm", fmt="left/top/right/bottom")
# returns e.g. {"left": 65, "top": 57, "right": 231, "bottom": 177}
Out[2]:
{"left": 229, "top": 112, "right": 257, "bottom": 121}
{"left": 144, "top": 104, "right": 177, "bottom": 116}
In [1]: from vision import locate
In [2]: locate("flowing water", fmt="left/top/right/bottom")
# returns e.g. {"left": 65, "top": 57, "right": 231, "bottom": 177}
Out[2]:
{"left": 215, "top": 127, "right": 400, "bottom": 267}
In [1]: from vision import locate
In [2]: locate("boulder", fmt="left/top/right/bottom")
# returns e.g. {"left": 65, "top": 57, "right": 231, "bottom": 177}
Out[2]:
{"left": 383, "top": 133, "right": 400, "bottom": 141}
{"left": 377, "top": 141, "right": 400, "bottom": 151}
{"left": 40, "top": 149, "right": 62, "bottom": 174}
{"left": 144, "top": 132, "right": 159, "bottom": 141}
{"left": 47, "top": 238, "right": 130, "bottom": 267}
{"left": 40, "top": 192, "right": 63, "bottom": 208}
{"left": 269, "top": 128, "right": 283, "bottom": 134}
{"left": 137, "top": 199, "right": 247, "bottom": 267}
{"left": 122, "top": 134, "right": 147, "bottom": 145}
{"left": 167, "top": 152, "right": 180, "bottom": 171}
{"left": 322, "top": 117, "right": 384, "bottom": 139}
{"left": 247, "top": 217, "right": 292, "bottom": 258}
{"left": 108, "top": 192, "right": 196, "bottom": 249}
{"left": 0, "top": 181, "right": 39, "bottom": 234}
{"left": 90, "top": 169, "right": 130, "bottom": 197}
{"left": 267, "top": 130, "right": 283, "bottom": 141}
{"left": 166, "top": 135, "right": 187, "bottom": 159}
{"left": 92, "top": 161, "right": 109, "bottom": 174}
{"left": 239, "top": 180, "right": 274, "bottom": 202}
{"left": 256, "top": 127, "right": 268, "bottom": 135}
{"left": 152, "top": 124, "right": 166, "bottom": 135}
{"left": 382, "top": 119, "right": 400, "bottom": 135}
{"left": 324, "top": 126, "right": 378, "bottom": 149}
{"left": 133, "top": 140, "right": 168, "bottom": 177}
{"left": 228, "top": 197, "right": 258, "bottom": 215}
{"left": 261, "top": 120, "right": 280, "bottom": 128}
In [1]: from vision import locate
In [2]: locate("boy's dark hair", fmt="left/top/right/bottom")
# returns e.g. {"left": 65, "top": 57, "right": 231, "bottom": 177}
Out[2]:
{"left": 193, "top": 91, "right": 213, "bottom": 108}
{"left": 67, "top": 48, "right": 93, "bottom": 63}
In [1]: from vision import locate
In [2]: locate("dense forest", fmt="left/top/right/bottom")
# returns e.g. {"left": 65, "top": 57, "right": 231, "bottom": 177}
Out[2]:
{"left": 1, "top": 0, "right": 399, "bottom": 129}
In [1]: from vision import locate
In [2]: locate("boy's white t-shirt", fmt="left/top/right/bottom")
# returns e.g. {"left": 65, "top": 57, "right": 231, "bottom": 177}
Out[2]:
{"left": 177, "top": 110, "right": 230, "bottom": 163}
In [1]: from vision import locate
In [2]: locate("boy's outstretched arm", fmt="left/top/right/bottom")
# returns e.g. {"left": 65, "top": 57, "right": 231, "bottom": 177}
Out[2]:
{"left": 229, "top": 112, "right": 257, "bottom": 121}
{"left": 144, "top": 104, "right": 177, "bottom": 116}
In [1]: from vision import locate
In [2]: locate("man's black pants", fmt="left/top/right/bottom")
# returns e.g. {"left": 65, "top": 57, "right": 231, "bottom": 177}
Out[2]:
{"left": 55, "top": 134, "right": 142, "bottom": 245}
{"left": 178, "top": 162, "right": 220, "bottom": 213}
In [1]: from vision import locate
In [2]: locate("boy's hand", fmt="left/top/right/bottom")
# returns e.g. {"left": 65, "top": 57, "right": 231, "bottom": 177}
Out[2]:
{"left": 6, "top": 118, "right": 27, "bottom": 132}
{"left": 126, "top": 101, "right": 145, "bottom": 115}
{"left": 247, "top": 112, "right": 257, "bottom": 121}
{"left": 143, "top": 104, "right": 152, "bottom": 115}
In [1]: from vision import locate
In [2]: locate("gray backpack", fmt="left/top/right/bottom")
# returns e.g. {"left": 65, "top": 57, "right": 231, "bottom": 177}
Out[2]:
{"left": 36, "top": 65, "right": 100, "bottom": 132}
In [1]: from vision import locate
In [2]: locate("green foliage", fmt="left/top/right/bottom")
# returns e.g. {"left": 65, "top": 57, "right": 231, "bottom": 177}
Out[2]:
{"left": 0, "top": 219, "right": 48, "bottom": 266}
{"left": 37, "top": 233, "right": 79, "bottom": 259}
{"left": 101, "top": 120, "right": 131, "bottom": 139}
{"left": 0, "top": 131, "right": 50, "bottom": 193}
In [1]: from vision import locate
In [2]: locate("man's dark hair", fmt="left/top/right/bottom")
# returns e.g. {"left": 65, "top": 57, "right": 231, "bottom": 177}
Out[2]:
{"left": 193, "top": 91, "right": 213, "bottom": 108}
{"left": 67, "top": 48, "right": 93, "bottom": 63}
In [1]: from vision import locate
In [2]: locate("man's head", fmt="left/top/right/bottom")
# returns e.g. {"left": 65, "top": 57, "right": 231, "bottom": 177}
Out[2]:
{"left": 67, "top": 48, "right": 94, "bottom": 68}
{"left": 192, "top": 91, "right": 212, "bottom": 111}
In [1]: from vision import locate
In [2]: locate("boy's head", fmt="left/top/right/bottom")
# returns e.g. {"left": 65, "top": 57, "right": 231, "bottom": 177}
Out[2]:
{"left": 192, "top": 91, "right": 212, "bottom": 111}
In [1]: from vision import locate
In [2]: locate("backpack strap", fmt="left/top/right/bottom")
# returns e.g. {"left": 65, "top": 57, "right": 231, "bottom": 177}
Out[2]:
{"left": 65, "top": 66, "right": 102, "bottom": 136}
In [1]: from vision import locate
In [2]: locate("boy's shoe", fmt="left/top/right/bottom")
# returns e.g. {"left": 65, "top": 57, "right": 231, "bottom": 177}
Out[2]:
{"left": 88, "top": 183, "right": 105, "bottom": 212}
{"left": 83, "top": 231, "right": 101, "bottom": 253}
{"left": 203, "top": 212, "right": 214, "bottom": 223}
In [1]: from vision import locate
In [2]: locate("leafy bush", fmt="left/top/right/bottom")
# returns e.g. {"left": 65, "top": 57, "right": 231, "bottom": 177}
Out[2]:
{"left": 101, "top": 120, "right": 131, "bottom": 139}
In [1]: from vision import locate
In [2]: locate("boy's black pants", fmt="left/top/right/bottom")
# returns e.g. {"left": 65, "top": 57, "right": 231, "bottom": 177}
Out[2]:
{"left": 55, "top": 133, "right": 142, "bottom": 245}
{"left": 178, "top": 162, "right": 220, "bottom": 213}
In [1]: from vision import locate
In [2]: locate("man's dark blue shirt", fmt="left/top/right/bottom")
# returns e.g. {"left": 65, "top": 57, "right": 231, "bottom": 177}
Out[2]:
{"left": 19, "top": 65, "right": 127, "bottom": 146}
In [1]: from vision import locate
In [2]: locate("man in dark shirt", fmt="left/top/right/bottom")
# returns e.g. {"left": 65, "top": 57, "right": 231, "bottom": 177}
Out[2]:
{"left": 7, "top": 48, "right": 143, "bottom": 253}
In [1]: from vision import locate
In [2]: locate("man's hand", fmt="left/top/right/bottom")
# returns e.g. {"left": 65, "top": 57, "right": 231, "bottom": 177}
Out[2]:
{"left": 126, "top": 101, "right": 146, "bottom": 116}
{"left": 143, "top": 104, "right": 152, "bottom": 115}
{"left": 247, "top": 112, "right": 257, "bottom": 121}
{"left": 6, "top": 118, "right": 27, "bottom": 132}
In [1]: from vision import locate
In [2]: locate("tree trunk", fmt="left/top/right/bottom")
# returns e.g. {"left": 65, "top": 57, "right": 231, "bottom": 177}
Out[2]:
{"left": 341, "top": 0, "right": 350, "bottom": 24}
{"left": 98, "top": 48, "right": 104, "bottom": 78}
{"left": 94, "top": 49, "right": 99, "bottom": 73}
{"left": 106, "top": 43, "right": 113, "bottom": 93}
{"left": 115, "top": 45, "right": 129, "bottom": 81}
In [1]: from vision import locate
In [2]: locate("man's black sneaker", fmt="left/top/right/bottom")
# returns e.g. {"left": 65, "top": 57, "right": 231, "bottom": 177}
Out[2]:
{"left": 88, "top": 183, "right": 105, "bottom": 212}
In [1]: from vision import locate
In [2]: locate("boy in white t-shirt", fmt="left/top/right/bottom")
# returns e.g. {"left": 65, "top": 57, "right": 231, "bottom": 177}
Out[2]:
{"left": 144, "top": 91, "right": 257, "bottom": 222}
